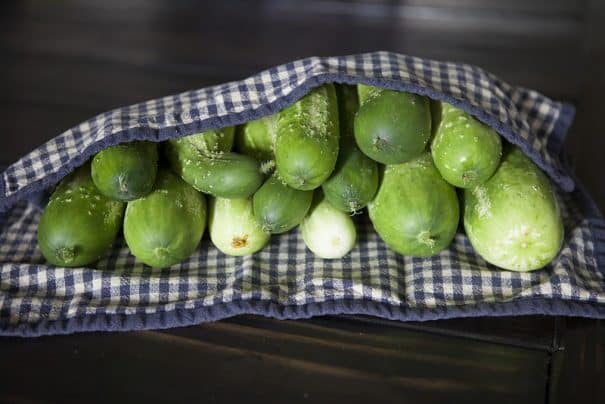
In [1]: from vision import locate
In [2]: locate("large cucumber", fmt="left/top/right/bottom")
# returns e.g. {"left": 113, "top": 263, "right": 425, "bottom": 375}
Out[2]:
{"left": 322, "top": 84, "right": 378, "bottom": 212}
{"left": 182, "top": 126, "right": 235, "bottom": 156}
{"left": 252, "top": 173, "right": 313, "bottom": 234}
{"left": 91, "top": 141, "right": 158, "bottom": 201}
{"left": 123, "top": 169, "right": 206, "bottom": 268}
{"left": 165, "top": 137, "right": 263, "bottom": 199}
{"left": 235, "top": 113, "right": 277, "bottom": 161}
{"left": 38, "top": 164, "right": 125, "bottom": 267}
{"left": 209, "top": 197, "right": 270, "bottom": 256}
{"left": 274, "top": 83, "right": 339, "bottom": 190}
{"left": 368, "top": 153, "right": 459, "bottom": 257}
{"left": 431, "top": 102, "right": 502, "bottom": 188}
{"left": 463, "top": 147, "right": 563, "bottom": 271}
{"left": 300, "top": 192, "right": 357, "bottom": 259}
{"left": 354, "top": 85, "right": 431, "bottom": 164}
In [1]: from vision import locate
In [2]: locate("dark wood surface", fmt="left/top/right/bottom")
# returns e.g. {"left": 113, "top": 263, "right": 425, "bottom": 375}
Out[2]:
{"left": 1, "top": 1, "right": 604, "bottom": 403}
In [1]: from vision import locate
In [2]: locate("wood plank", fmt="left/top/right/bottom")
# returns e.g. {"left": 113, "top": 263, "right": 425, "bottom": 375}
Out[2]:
{"left": 0, "top": 318, "right": 549, "bottom": 403}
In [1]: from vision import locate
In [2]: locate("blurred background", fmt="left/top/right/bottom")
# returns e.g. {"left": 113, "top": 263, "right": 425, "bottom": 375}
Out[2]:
{"left": 1, "top": 0, "right": 603, "bottom": 212}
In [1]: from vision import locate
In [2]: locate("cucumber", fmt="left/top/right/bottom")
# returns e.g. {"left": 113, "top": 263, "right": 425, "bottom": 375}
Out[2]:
{"left": 431, "top": 102, "right": 502, "bottom": 188}
{"left": 357, "top": 84, "right": 381, "bottom": 105}
{"left": 354, "top": 86, "right": 431, "bottom": 164}
{"left": 300, "top": 192, "right": 357, "bottom": 259}
{"left": 322, "top": 84, "right": 378, "bottom": 212}
{"left": 252, "top": 173, "right": 313, "bottom": 234}
{"left": 368, "top": 153, "right": 459, "bottom": 257}
{"left": 38, "top": 164, "right": 125, "bottom": 267}
{"left": 181, "top": 126, "right": 235, "bottom": 156}
{"left": 91, "top": 141, "right": 158, "bottom": 201}
{"left": 123, "top": 169, "right": 206, "bottom": 268}
{"left": 165, "top": 137, "right": 263, "bottom": 199}
{"left": 235, "top": 113, "right": 277, "bottom": 161}
{"left": 274, "top": 83, "right": 339, "bottom": 190}
{"left": 463, "top": 147, "right": 564, "bottom": 271}
{"left": 209, "top": 197, "right": 270, "bottom": 256}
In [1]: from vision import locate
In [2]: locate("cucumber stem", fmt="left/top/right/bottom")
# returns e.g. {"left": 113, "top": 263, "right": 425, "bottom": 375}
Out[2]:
{"left": 417, "top": 230, "right": 436, "bottom": 249}
{"left": 56, "top": 246, "right": 77, "bottom": 264}
{"left": 153, "top": 246, "right": 170, "bottom": 260}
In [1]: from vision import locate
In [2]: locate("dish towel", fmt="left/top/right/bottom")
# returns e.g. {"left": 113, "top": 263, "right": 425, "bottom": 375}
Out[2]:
{"left": 1, "top": 51, "right": 604, "bottom": 337}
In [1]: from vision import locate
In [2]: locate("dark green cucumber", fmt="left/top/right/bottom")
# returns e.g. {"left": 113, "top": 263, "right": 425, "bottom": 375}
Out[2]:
{"left": 165, "top": 137, "right": 263, "bottom": 199}
{"left": 38, "top": 164, "right": 125, "bottom": 267}
{"left": 354, "top": 85, "right": 431, "bottom": 164}
{"left": 235, "top": 113, "right": 277, "bottom": 161}
{"left": 431, "top": 102, "right": 502, "bottom": 188}
{"left": 274, "top": 83, "right": 339, "bottom": 190}
{"left": 322, "top": 84, "right": 378, "bottom": 212}
{"left": 123, "top": 169, "right": 207, "bottom": 268}
{"left": 181, "top": 126, "right": 235, "bottom": 156}
{"left": 252, "top": 174, "right": 313, "bottom": 234}
{"left": 91, "top": 141, "right": 158, "bottom": 201}
{"left": 368, "top": 153, "right": 459, "bottom": 257}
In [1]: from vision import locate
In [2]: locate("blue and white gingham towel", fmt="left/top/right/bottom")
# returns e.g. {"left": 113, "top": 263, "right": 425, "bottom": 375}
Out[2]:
{"left": 0, "top": 51, "right": 603, "bottom": 337}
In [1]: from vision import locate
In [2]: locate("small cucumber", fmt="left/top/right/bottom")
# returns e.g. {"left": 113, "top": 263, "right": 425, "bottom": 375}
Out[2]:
{"left": 235, "top": 113, "right": 277, "bottom": 161}
{"left": 354, "top": 85, "right": 431, "bottom": 164}
{"left": 91, "top": 141, "right": 158, "bottom": 201}
{"left": 322, "top": 84, "right": 378, "bottom": 212}
{"left": 252, "top": 173, "right": 313, "bottom": 234}
{"left": 274, "top": 83, "right": 339, "bottom": 190}
{"left": 123, "top": 169, "right": 207, "bottom": 268}
{"left": 38, "top": 164, "right": 125, "bottom": 267}
{"left": 431, "top": 102, "right": 502, "bottom": 188}
{"left": 368, "top": 153, "right": 459, "bottom": 257}
{"left": 165, "top": 137, "right": 263, "bottom": 199}
{"left": 209, "top": 197, "right": 270, "bottom": 256}
{"left": 300, "top": 192, "right": 357, "bottom": 259}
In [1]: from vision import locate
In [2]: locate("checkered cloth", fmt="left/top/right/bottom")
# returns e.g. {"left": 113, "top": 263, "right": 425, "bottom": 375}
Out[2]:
{"left": 0, "top": 51, "right": 603, "bottom": 336}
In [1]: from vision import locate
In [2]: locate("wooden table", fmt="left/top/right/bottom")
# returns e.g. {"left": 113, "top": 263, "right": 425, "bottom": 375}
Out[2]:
{"left": 1, "top": 1, "right": 604, "bottom": 402}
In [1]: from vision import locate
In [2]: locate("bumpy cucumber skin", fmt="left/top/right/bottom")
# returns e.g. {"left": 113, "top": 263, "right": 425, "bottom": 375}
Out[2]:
{"left": 235, "top": 114, "right": 276, "bottom": 161}
{"left": 322, "top": 84, "right": 378, "bottom": 212}
{"left": 165, "top": 138, "right": 263, "bottom": 199}
{"left": 38, "top": 165, "right": 125, "bottom": 267}
{"left": 253, "top": 174, "right": 313, "bottom": 234}
{"left": 368, "top": 153, "right": 459, "bottom": 257}
{"left": 182, "top": 126, "right": 235, "bottom": 155}
{"left": 209, "top": 197, "right": 270, "bottom": 256}
{"left": 463, "top": 147, "right": 563, "bottom": 271}
{"left": 123, "top": 169, "right": 206, "bottom": 268}
{"left": 354, "top": 86, "right": 431, "bottom": 164}
{"left": 91, "top": 141, "right": 158, "bottom": 201}
{"left": 275, "top": 83, "right": 340, "bottom": 190}
{"left": 431, "top": 102, "right": 502, "bottom": 188}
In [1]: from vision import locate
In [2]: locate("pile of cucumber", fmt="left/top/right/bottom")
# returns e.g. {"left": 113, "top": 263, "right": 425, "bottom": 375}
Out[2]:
{"left": 37, "top": 83, "right": 564, "bottom": 272}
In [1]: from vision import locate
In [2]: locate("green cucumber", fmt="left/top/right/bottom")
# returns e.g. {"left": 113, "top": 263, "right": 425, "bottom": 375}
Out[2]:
{"left": 368, "top": 153, "right": 459, "bottom": 257}
{"left": 274, "top": 83, "right": 340, "bottom": 190}
{"left": 181, "top": 126, "right": 235, "bottom": 156}
{"left": 354, "top": 85, "right": 431, "bottom": 164}
{"left": 209, "top": 197, "right": 270, "bottom": 256}
{"left": 235, "top": 113, "right": 277, "bottom": 161}
{"left": 463, "top": 147, "right": 564, "bottom": 271}
{"left": 322, "top": 84, "right": 378, "bottom": 212}
{"left": 431, "top": 102, "right": 502, "bottom": 188}
{"left": 91, "top": 141, "right": 158, "bottom": 201}
{"left": 252, "top": 174, "right": 313, "bottom": 234}
{"left": 38, "top": 164, "right": 125, "bottom": 267}
{"left": 165, "top": 137, "right": 263, "bottom": 199}
{"left": 123, "top": 169, "right": 206, "bottom": 268}
{"left": 300, "top": 192, "right": 357, "bottom": 259}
